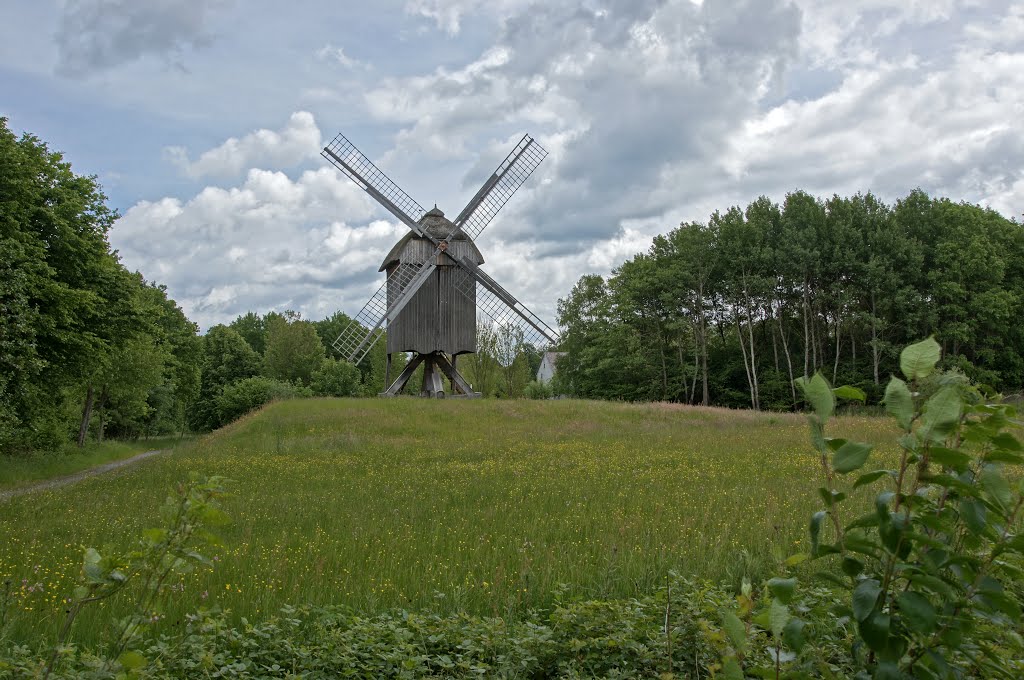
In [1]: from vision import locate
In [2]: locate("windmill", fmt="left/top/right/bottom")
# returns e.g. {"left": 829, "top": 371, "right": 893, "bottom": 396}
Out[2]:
{"left": 321, "top": 132, "right": 559, "bottom": 397}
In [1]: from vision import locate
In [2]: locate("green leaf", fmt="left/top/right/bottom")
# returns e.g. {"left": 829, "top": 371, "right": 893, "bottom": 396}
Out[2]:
{"left": 797, "top": 373, "right": 834, "bottom": 422}
{"left": 118, "top": 650, "right": 147, "bottom": 671}
{"left": 897, "top": 591, "right": 937, "bottom": 634}
{"left": 858, "top": 611, "right": 891, "bottom": 654}
{"left": 769, "top": 598, "right": 790, "bottom": 637}
{"left": 834, "top": 441, "right": 873, "bottom": 473}
{"left": 722, "top": 655, "right": 744, "bottom": 680}
{"left": 874, "top": 661, "right": 902, "bottom": 680}
{"left": 928, "top": 447, "right": 971, "bottom": 471}
{"left": 833, "top": 385, "right": 867, "bottom": 403}
{"left": 960, "top": 498, "right": 987, "bottom": 535}
{"left": 722, "top": 610, "right": 747, "bottom": 651}
{"left": 784, "top": 553, "right": 808, "bottom": 567}
{"left": 782, "top": 617, "right": 806, "bottom": 653}
{"left": 841, "top": 556, "right": 864, "bottom": 577}
{"left": 883, "top": 378, "right": 914, "bottom": 431}
{"left": 992, "top": 432, "right": 1022, "bottom": 451}
{"left": 919, "top": 386, "right": 962, "bottom": 444}
{"left": 852, "top": 579, "right": 882, "bottom": 622}
{"left": 900, "top": 337, "right": 941, "bottom": 381}
{"left": 767, "top": 577, "right": 797, "bottom": 604}
{"left": 980, "top": 465, "right": 1013, "bottom": 511}
{"left": 853, "top": 470, "right": 890, "bottom": 489}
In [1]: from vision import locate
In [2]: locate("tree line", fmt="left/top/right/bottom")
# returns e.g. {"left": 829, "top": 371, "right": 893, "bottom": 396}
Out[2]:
{"left": 555, "top": 190, "right": 1024, "bottom": 408}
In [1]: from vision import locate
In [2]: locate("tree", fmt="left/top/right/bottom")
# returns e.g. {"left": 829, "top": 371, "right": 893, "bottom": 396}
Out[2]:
{"left": 229, "top": 312, "right": 267, "bottom": 355}
{"left": 190, "top": 326, "right": 261, "bottom": 432}
{"left": 311, "top": 358, "right": 362, "bottom": 397}
{"left": 263, "top": 313, "right": 326, "bottom": 386}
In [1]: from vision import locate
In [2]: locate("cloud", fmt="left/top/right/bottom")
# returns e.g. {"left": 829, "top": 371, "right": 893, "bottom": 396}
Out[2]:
{"left": 315, "top": 44, "right": 366, "bottom": 70}
{"left": 54, "top": 0, "right": 229, "bottom": 76}
{"left": 111, "top": 162, "right": 406, "bottom": 329}
{"left": 164, "top": 111, "right": 323, "bottom": 180}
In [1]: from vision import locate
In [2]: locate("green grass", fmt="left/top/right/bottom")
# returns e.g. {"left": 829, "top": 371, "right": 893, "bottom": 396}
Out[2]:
{"left": 0, "top": 437, "right": 187, "bottom": 491}
{"left": 0, "top": 398, "right": 899, "bottom": 646}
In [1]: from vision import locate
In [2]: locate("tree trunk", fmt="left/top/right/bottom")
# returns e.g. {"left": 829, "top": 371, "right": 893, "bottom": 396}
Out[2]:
{"left": 776, "top": 302, "right": 797, "bottom": 406}
{"left": 735, "top": 314, "right": 756, "bottom": 410}
{"left": 870, "top": 291, "right": 880, "bottom": 386}
{"left": 832, "top": 317, "right": 842, "bottom": 384}
{"left": 96, "top": 386, "right": 109, "bottom": 443}
{"left": 770, "top": 305, "right": 780, "bottom": 373}
{"left": 802, "top": 281, "right": 811, "bottom": 377}
{"left": 77, "top": 385, "right": 95, "bottom": 448}
{"left": 696, "top": 284, "right": 710, "bottom": 406}
{"left": 743, "top": 283, "right": 760, "bottom": 410}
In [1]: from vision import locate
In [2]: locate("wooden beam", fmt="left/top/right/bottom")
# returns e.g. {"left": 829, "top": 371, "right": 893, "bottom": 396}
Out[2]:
{"left": 382, "top": 353, "right": 424, "bottom": 397}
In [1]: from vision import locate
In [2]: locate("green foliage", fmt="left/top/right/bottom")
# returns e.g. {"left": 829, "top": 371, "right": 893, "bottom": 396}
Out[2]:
{"left": 310, "top": 358, "right": 362, "bottom": 397}
{"left": 262, "top": 312, "right": 325, "bottom": 387}
{"left": 216, "top": 377, "right": 309, "bottom": 425}
{"left": 523, "top": 380, "right": 553, "bottom": 400}
{"left": 746, "top": 339, "right": 1024, "bottom": 678}
{"left": 557, "top": 190, "right": 1024, "bottom": 408}
{"left": 0, "top": 119, "right": 202, "bottom": 453}
{"left": 190, "top": 326, "right": 261, "bottom": 431}
{"left": 0, "top": 577, "right": 874, "bottom": 679}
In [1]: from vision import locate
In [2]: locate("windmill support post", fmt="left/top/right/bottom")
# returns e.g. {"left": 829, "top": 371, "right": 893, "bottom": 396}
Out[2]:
{"left": 382, "top": 352, "right": 480, "bottom": 399}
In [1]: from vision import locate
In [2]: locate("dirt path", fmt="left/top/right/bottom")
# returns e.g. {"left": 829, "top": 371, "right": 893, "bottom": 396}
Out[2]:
{"left": 0, "top": 449, "right": 168, "bottom": 502}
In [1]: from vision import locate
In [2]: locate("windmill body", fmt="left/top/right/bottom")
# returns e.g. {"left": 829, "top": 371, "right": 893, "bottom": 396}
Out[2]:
{"left": 380, "top": 208, "right": 482, "bottom": 356}
{"left": 321, "top": 132, "right": 559, "bottom": 398}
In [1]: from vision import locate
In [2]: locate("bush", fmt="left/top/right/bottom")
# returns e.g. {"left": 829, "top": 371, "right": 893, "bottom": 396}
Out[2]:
{"left": 310, "top": 358, "right": 362, "bottom": 397}
{"left": 216, "top": 377, "right": 309, "bottom": 426}
{"left": 523, "top": 380, "right": 553, "bottom": 400}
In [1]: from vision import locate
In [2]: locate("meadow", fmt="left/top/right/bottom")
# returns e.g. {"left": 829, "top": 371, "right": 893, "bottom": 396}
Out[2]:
{"left": 0, "top": 398, "right": 899, "bottom": 647}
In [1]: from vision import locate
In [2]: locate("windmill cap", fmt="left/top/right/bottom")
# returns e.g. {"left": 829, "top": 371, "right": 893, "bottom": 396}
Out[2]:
{"left": 418, "top": 206, "right": 467, "bottom": 240}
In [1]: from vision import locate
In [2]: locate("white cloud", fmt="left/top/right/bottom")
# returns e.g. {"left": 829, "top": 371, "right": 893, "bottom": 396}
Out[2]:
{"left": 164, "top": 111, "right": 323, "bottom": 180}
{"left": 315, "top": 44, "right": 365, "bottom": 69}
{"left": 111, "top": 160, "right": 408, "bottom": 329}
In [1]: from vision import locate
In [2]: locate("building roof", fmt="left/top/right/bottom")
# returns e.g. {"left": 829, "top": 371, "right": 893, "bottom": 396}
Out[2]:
{"left": 379, "top": 207, "right": 484, "bottom": 271}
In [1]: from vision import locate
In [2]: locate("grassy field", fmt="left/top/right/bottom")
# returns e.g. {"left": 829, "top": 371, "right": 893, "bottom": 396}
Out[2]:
{"left": 0, "top": 436, "right": 187, "bottom": 491}
{"left": 0, "top": 398, "right": 899, "bottom": 646}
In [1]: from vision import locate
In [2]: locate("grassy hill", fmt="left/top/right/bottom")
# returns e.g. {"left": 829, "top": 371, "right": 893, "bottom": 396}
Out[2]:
{"left": 1, "top": 398, "right": 898, "bottom": 644}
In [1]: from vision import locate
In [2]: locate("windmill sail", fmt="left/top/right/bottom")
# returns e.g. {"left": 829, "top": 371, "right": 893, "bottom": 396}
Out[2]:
{"left": 450, "top": 262, "right": 559, "bottom": 348}
{"left": 450, "top": 135, "right": 548, "bottom": 242}
{"left": 322, "top": 134, "right": 429, "bottom": 237}
{"left": 333, "top": 257, "right": 437, "bottom": 364}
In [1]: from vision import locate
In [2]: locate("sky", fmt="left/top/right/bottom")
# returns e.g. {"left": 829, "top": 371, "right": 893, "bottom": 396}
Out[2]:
{"left": 2, "top": 0, "right": 1022, "bottom": 332}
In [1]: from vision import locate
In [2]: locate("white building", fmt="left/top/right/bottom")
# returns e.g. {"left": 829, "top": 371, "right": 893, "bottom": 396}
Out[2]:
{"left": 536, "top": 351, "right": 566, "bottom": 385}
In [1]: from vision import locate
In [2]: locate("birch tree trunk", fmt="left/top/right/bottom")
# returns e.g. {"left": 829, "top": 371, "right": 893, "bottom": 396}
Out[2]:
{"left": 77, "top": 385, "right": 94, "bottom": 448}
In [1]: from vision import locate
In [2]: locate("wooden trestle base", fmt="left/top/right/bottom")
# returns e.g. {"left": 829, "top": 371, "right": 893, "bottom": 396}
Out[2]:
{"left": 381, "top": 352, "right": 481, "bottom": 398}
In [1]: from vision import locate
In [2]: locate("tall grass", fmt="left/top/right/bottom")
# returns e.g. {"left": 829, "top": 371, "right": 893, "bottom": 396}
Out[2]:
{"left": 0, "top": 398, "right": 898, "bottom": 645}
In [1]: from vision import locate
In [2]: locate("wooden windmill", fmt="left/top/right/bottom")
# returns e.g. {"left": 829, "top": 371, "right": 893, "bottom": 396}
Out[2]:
{"left": 321, "top": 132, "right": 559, "bottom": 397}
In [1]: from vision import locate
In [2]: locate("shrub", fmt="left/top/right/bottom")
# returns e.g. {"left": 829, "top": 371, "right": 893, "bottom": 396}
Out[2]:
{"left": 523, "top": 380, "right": 553, "bottom": 400}
{"left": 216, "top": 377, "right": 308, "bottom": 426}
{"left": 310, "top": 358, "right": 362, "bottom": 397}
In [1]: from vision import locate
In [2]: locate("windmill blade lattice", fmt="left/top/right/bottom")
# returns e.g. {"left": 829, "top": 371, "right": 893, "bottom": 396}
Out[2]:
{"left": 451, "top": 266, "right": 559, "bottom": 349}
{"left": 322, "top": 134, "right": 428, "bottom": 234}
{"left": 333, "top": 256, "right": 434, "bottom": 364}
{"left": 450, "top": 135, "right": 548, "bottom": 242}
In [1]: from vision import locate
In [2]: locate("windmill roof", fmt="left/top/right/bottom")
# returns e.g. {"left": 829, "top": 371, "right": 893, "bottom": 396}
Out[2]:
{"left": 378, "top": 209, "right": 484, "bottom": 271}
